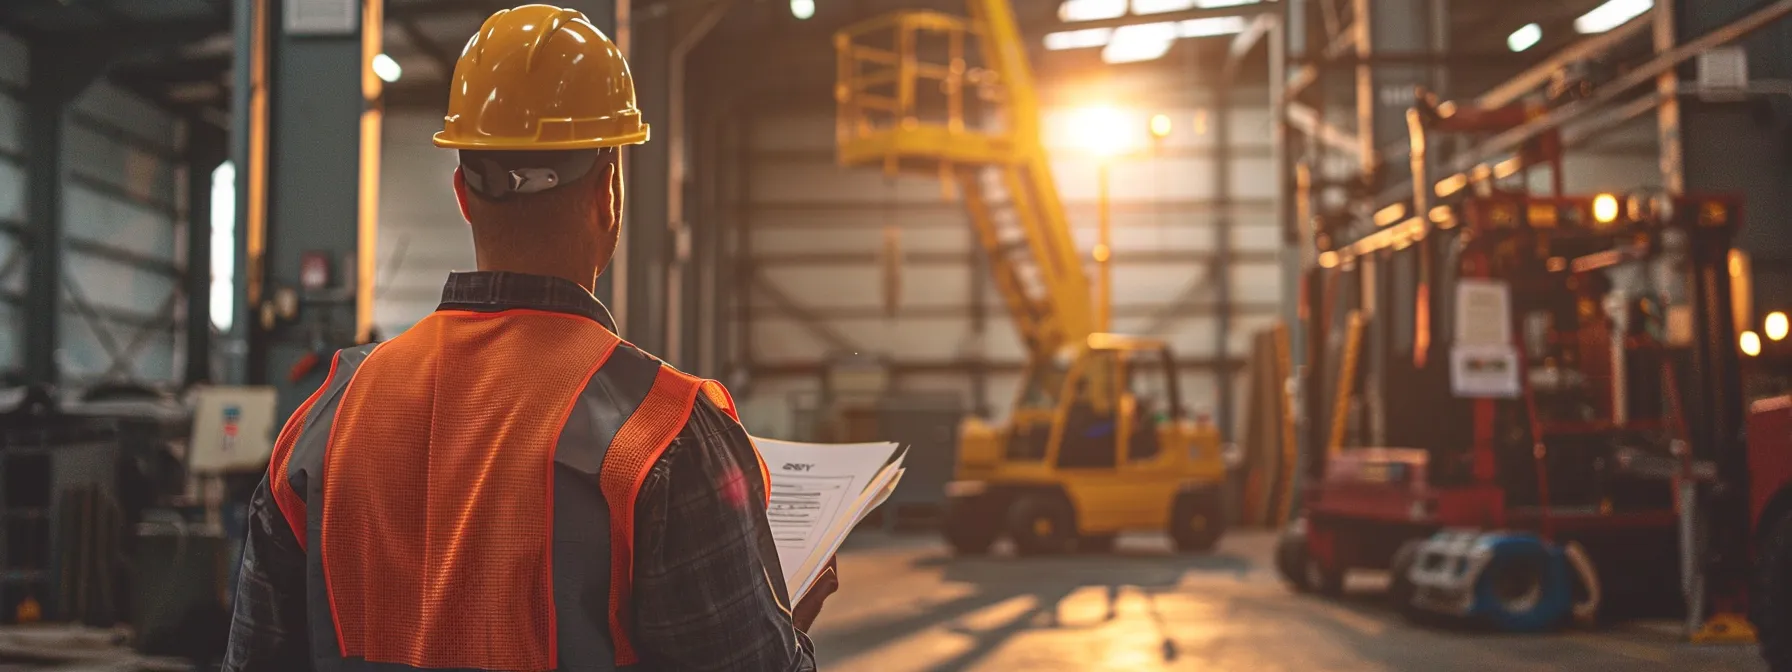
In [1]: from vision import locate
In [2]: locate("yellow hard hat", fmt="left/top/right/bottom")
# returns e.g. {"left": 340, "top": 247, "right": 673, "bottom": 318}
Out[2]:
{"left": 434, "top": 4, "right": 649, "bottom": 151}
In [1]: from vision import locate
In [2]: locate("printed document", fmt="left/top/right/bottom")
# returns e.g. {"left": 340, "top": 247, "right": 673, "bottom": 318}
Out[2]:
{"left": 751, "top": 437, "right": 906, "bottom": 601}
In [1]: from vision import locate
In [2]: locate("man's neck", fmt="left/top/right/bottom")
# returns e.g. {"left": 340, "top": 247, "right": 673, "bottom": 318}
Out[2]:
{"left": 475, "top": 258, "right": 598, "bottom": 294}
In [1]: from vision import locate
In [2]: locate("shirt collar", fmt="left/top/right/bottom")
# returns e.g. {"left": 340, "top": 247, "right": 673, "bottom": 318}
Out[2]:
{"left": 437, "top": 271, "right": 618, "bottom": 333}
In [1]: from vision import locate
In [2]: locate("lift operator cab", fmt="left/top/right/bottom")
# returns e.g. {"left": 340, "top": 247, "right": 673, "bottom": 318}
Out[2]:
{"left": 948, "top": 335, "right": 1226, "bottom": 555}
{"left": 831, "top": 0, "right": 1229, "bottom": 555}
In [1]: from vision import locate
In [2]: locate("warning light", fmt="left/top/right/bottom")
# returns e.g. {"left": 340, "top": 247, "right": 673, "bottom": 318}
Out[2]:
{"left": 1149, "top": 114, "right": 1172, "bottom": 139}
{"left": 1592, "top": 193, "right": 1620, "bottom": 224}
{"left": 1742, "top": 330, "right": 1763, "bottom": 357}
{"left": 1769, "top": 312, "right": 1790, "bottom": 342}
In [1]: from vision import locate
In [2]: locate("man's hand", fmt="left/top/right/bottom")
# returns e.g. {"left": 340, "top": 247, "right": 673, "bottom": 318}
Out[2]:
{"left": 792, "top": 555, "right": 838, "bottom": 632}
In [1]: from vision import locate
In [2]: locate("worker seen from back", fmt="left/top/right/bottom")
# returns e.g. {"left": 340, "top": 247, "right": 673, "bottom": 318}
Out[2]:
{"left": 222, "top": 5, "right": 833, "bottom": 670}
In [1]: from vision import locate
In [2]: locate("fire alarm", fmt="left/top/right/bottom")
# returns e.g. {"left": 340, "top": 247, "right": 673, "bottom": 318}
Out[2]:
{"left": 300, "top": 252, "right": 332, "bottom": 290}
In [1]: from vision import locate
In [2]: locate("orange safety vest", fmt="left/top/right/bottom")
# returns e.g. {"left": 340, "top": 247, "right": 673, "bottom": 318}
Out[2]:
{"left": 267, "top": 308, "right": 765, "bottom": 670}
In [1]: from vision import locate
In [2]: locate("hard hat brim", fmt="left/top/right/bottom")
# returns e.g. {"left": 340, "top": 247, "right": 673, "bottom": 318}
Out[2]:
{"left": 432, "top": 127, "right": 651, "bottom": 151}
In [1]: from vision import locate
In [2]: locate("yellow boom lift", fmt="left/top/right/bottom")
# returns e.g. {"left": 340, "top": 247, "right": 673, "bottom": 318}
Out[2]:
{"left": 834, "top": 0, "right": 1229, "bottom": 554}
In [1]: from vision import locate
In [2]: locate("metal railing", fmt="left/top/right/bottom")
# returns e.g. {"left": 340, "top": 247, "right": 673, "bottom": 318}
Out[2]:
{"left": 833, "top": 11, "right": 1004, "bottom": 162}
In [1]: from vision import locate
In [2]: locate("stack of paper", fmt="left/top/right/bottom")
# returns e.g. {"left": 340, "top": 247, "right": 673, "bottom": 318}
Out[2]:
{"left": 751, "top": 437, "right": 906, "bottom": 601}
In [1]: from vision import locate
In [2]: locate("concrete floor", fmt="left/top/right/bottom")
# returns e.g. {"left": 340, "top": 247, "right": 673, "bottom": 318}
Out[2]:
{"left": 808, "top": 531, "right": 1766, "bottom": 672}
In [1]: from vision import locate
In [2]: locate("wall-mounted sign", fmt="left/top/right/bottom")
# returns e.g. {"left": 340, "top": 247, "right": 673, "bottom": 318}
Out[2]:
{"left": 300, "top": 251, "right": 332, "bottom": 290}
{"left": 285, "top": 0, "right": 358, "bottom": 36}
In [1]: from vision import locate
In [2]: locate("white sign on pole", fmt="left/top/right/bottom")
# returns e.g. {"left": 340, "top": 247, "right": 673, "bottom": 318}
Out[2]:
{"left": 1451, "top": 344, "right": 1520, "bottom": 399}
{"left": 1455, "top": 279, "right": 1512, "bottom": 346}
{"left": 286, "top": 0, "right": 359, "bottom": 35}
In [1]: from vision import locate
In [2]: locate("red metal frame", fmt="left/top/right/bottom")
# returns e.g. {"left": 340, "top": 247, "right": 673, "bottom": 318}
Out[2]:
{"left": 1303, "top": 192, "right": 1743, "bottom": 591}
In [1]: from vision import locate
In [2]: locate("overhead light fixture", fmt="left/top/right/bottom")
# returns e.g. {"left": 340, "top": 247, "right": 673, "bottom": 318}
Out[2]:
{"left": 1062, "top": 0, "right": 1256, "bottom": 22}
{"left": 791, "top": 0, "right": 815, "bottom": 19}
{"left": 1179, "top": 16, "right": 1246, "bottom": 37}
{"left": 1507, "top": 23, "right": 1542, "bottom": 52}
{"left": 1742, "top": 330, "right": 1763, "bottom": 357}
{"left": 371, "top": 53, "right": 402, "bottom": 83}
{"left": 1059, "top": 0, "right": 1127, "bottom": 22}
{"left": 1045, "top": 12, "right": 1242, "bottom": 51}
{"left": 1102, "top": 22, "right": 1177, "bottom": 64}
{"left": 1132, "top": 0, "right": 1195, "bottom": 14}
{"left": 1574, "top": 0, "right": 1651, "bottom": 35}
{"left": 1044, "top": 27, "right": 1114, "bottom": 50}
{"left": 1768, "top": 312, "right": 1789, "bottom": 342}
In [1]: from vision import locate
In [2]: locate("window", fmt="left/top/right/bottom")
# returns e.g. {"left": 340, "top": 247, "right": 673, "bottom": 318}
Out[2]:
{"left": 1016, "top": 356, "right": 1071, "bottom": 412}
{"left": 1056, "top": 351, "right": 1121, "bottom": 469}
{"left": 209, "top": 161, "right": 237, "bottom": 333}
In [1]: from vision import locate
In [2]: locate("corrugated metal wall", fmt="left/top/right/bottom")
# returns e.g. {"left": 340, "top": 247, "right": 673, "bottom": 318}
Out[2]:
{"left": 0, "top": 30, "right": 188, "bottom": 384}
{"left": 735, "top": 81, "right": 1286, "bottom": 438}
{"left": 0, "top": 31, "right": 25, "bottom": 374}
{"left": 373, "top": 109, "right": 467, "bottom": 337}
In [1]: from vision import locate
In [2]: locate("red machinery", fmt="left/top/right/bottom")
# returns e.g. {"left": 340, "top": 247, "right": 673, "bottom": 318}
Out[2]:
{"left": 1280, "top": 94, "right": 1752, "bottom": 634}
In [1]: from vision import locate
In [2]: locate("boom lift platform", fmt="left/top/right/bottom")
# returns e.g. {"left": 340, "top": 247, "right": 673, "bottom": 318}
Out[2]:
{"left": 832, "top": 0, "right": 1228, "bottom": 555}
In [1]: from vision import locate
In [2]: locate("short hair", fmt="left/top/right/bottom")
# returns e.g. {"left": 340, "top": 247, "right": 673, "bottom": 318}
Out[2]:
{"left": 459, "top": 148, "right": 618, "bottom": 226}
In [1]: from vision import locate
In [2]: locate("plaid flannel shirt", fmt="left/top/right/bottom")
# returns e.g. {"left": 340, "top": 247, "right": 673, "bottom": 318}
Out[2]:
{"left": 224, "top": 271, "right": 816, "bottom": 671}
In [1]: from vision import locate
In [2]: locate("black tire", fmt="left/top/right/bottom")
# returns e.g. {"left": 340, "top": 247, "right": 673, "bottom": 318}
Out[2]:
{"left": 1006, "top": 493, "right": 1077, "bottom": 556}
{"left": 1169, "top": 488, "right": 1226, "bottom": 553}
{"left": 1388, "top": 540, "right": 1421, "bottom": 613}
{"left": 1306, "top": 555, "right": 1347, "bottom": 596}
{"left": 1756, "top": 513, "right": 1792, "bottom": 670}
{"left": 1078, "top": 533, "right": 1118, "bottom": 553}
{"left": 942, "top": 495, "right": 1000, "bottom": 556}
{"left": 1275, "top": 524, "right": 1312, "bottom": 592}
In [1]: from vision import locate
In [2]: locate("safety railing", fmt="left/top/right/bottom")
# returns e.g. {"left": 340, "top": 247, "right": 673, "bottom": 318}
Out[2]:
{"left": 833, "top": 11, "right": 1007, "bottom": 168}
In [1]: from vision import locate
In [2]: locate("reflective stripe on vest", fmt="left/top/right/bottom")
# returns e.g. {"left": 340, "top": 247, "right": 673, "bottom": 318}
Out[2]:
{"left": 268, "top": 310, "right": 761, "bottom": 670}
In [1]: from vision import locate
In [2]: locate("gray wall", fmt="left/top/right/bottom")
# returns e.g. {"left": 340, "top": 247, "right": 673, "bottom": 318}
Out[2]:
{"left": 0, "top": 30, "right": 187, "bottom": 385}
{"left": 733, "top": 80, "right": 1286, "bottom": 437}
{"left": 373, "top": 109, "right": 468, "bottom": 337}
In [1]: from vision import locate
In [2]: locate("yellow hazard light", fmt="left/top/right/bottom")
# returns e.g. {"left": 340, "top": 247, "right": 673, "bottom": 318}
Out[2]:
{"left": 1769, "top": 312, "right": 1789, "bottom": 342}
{"left": 1742, "top": 330, "right": 1763, "bottom": 357}
{"left": 1701, "top": 201, "right": 1730, "bottom": 227}
{"left": 1592, "top": 193, "right": 1620, "bottom": 224}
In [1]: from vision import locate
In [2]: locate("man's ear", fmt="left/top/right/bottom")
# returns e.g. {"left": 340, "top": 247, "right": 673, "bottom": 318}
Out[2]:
{"left": 597, "top": 160, "right": 621, "bottom": 233}
{"left": 452, "top": 166, "right": 472, "bottom": 223}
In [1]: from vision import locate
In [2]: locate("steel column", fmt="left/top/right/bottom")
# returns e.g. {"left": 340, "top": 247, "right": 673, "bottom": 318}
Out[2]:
{"left": 1655, "top": 0, "right": 1684, "bottom": 195}
{"left": 1213, "top": 81, "right": 1235, "bottom": 439}
{"left": 1677, "top": 0, "right": 1792, "bottom": 628}
{"left": 254, "top": 0, "right": 382, "bottom": 417}
{"left": 665, "top": 2, "right": 729, "bottom": 367}
{"left": 22, "top": 61, "right": 66, "bottom": 386}
{"left": 624, "top": 9, "right": 670, "bottom": 354}
{"left": 228, "top": 0, "right": 269, "bottom": 386}
{"left": 22, "top": 40, "right": 114, "bottom": 385}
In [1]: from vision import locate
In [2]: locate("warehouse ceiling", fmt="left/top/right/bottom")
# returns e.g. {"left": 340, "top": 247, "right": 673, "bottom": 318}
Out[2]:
{"left": 0, "top": 0, "right": 231, "bottom": 120}
{"left": 0, "top": 0, "right": 1665, "bottom": 118}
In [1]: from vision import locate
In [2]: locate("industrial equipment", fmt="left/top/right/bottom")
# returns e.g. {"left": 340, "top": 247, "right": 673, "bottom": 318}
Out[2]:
{"left": 0, "top": 383, "right": 275, "bottom": 667}
{"left": 832, "top": 0, "right": 1228, "bottom": 555}
{"left": 1278, "top": 184, "right": 1743, "bottom": 628}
